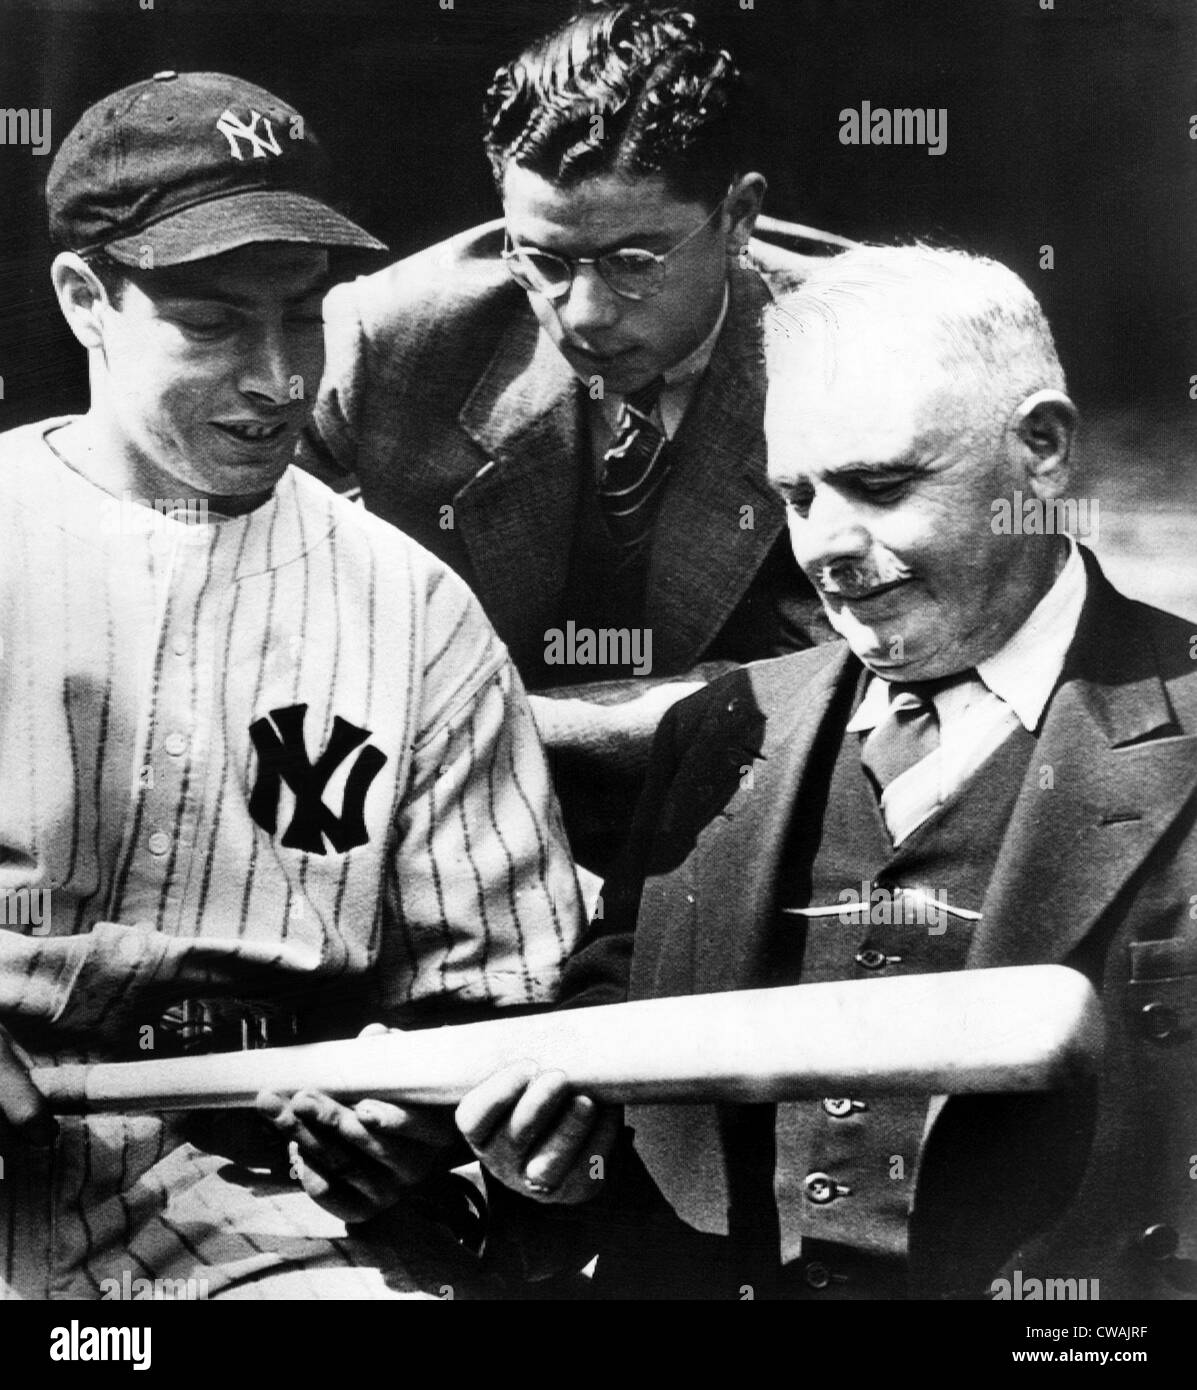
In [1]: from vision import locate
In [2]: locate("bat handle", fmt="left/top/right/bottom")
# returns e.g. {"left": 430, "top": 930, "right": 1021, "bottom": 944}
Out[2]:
{"left": 29, "top": 1064, "right": 91, "bottom": 1113}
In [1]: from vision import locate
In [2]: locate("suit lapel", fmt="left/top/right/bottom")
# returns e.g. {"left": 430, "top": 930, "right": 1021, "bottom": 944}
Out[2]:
{"left": 646, "top": 268, "right": 788, "bottom": 671}
{"left": 454, "top": 312, "right": 582, "bottom": 669}
{"left": 971, "top": 565, "right": 1197, "bottom": 969}
{"left": 626, "top": 644, "right": 853, "bottom": 1239}
{"left": 690, "top": 645, "right": 856, "bottom": 995}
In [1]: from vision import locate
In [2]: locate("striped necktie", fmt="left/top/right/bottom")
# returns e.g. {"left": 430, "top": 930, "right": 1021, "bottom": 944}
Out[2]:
{"left": 860, "top": 672, "right": 975, "bottom": 793}
{"left": 598, "top": 379, "right": 669, "bottom": 552}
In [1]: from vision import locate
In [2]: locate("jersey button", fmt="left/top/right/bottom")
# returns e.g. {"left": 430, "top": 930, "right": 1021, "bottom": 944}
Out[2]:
{"left": 148, "top": 831, "right": 171, "bottom": 856}
{"left": 164, "top": 732, "right": 188, "bottom": 757}
{"left": 172, "top": 635, "right": 189, "bottom": 656}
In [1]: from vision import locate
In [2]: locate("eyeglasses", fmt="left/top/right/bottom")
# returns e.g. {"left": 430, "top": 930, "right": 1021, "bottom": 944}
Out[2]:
{"left": 501, "top": 198, "right": 727, "bottom": 303}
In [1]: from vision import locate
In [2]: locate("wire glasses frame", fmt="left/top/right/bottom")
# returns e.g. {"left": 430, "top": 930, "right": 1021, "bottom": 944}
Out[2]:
{"left": 501, "top": 196, "right": 728, "bottom": 303}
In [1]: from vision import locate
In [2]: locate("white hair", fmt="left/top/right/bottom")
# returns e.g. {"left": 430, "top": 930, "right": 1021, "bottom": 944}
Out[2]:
{"left": 764, "top": 243, "right": 1067, "bottom": 423}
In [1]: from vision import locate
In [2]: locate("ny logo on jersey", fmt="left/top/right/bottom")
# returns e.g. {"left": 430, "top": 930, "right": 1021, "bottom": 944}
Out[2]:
{"left": 249, "top": 704, "right": 386, "bottom": 855}
{"left": 216, "top": 107, "right": 283, "bottom": 161}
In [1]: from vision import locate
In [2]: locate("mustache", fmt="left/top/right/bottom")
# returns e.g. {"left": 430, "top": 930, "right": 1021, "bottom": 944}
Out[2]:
{"left": 814, "top": 554, "right": 912, "bottom": 600}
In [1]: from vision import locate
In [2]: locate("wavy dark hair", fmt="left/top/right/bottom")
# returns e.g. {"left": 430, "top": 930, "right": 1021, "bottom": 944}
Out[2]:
{"left": 484, "top": 4, "right": 746, "bottom": 207}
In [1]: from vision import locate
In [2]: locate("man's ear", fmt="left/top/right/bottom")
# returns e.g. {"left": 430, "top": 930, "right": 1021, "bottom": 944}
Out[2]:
{"left": 1011, "top": 389, "right": 1077, "bottom": 498}
{"left": 50, "top": 253, "right": 111, "bottom": 351}
{"left": 723, "top": 172, "right": 767, "bottom": 260}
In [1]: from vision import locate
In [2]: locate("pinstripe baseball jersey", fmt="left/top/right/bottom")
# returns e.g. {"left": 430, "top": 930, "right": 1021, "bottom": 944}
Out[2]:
{"left": 0, "top": 418, "right": 583, "bottom": 1299}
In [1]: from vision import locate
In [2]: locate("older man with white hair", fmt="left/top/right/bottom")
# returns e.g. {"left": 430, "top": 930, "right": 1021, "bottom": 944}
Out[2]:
{"left": 459, "top": 244, "right": 1197, "bottom": 1301}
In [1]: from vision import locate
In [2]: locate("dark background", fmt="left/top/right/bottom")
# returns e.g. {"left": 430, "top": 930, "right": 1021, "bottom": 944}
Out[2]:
{"left": 1, "top": 0, "right": 1194, "bottom": 607}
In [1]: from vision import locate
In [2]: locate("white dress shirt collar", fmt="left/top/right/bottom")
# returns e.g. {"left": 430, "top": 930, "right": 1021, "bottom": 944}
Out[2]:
{"left": 975, "top": 536, "right": 1087, "bottom": 730}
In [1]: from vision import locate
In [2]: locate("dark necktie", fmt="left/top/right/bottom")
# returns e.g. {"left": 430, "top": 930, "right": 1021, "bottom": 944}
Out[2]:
{"left": 860, "top": 673, "right": 974, "bottom": 792}
{"left": 598, "top": 379, "right": 669, "bottom": 552}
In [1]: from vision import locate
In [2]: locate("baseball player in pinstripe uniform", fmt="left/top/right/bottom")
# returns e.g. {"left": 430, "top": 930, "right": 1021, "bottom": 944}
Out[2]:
{"left": 0, "top": 72, "right": 582, "bottom": 1299}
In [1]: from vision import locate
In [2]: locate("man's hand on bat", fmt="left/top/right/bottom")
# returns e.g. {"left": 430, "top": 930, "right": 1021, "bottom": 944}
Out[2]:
{"left": 255, "top": 1028, "right": 458, "bottom": 1224}
{"left": 455, "top": 1060, "right": 620, "bottom": 1205}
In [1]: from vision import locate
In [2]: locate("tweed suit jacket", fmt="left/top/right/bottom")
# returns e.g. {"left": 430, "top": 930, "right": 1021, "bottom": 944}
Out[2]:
{"left": 299, "top": 221, "right": 834, "bottom": 686}
{"left": 559, "top": 551, "right": 1197, "bottom": 1299}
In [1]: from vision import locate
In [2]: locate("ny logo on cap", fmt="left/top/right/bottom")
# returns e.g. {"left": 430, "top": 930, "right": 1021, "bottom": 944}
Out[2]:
{"left": 216, "top": 107, "right": 282, "bottom": 161}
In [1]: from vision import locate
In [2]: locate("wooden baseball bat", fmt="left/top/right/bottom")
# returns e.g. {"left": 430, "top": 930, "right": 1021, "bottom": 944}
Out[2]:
{"left": 31, "top": 966, "right": 1102, "bottom": 1114}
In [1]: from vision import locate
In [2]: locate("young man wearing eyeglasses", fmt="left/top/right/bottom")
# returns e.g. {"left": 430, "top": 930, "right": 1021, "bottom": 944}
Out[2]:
{"left": 300, "top": 3, "right": 845, "bottom": 871}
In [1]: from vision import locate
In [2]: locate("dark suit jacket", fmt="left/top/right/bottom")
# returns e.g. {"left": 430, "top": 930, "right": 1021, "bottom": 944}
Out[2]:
{"left": 300, "top": 220, "right": 834, "bottom": 686}
{"left": 559, "top": 552, "right": 1197, "bottom": 1299}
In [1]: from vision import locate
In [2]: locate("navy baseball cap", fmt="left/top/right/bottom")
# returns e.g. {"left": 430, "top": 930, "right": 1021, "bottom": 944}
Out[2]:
{"left": 46, "top": 70, "right": 386, "bottom": 265}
